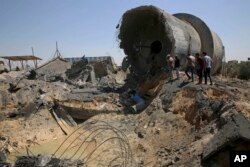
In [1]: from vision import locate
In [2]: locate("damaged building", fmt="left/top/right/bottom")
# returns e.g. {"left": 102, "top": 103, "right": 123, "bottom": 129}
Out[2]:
{"left": 35, "top": 55, "right": 117, "bottom": 84}
{"left": 65, "top": 56, "right": 117, "bottom": 78}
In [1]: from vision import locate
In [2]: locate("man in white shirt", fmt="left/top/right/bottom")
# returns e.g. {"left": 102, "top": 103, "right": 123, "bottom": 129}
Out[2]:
{"left": 166, "top": 54, "right": 174, "bottom": 80}
{"left": 202, "top": 52, "right": 213, "bottom": 85}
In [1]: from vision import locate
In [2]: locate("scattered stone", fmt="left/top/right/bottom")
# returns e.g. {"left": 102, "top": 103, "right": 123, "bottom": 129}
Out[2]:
{"left": 162, "top": 159, "right": 172, "bottom": 166}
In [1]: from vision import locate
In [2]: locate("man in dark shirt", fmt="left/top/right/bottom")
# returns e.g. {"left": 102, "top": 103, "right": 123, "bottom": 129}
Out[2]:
{"left": 195, "top": 53, "right": 204, "bottom": 84}
{"left": 174, "top": 56, "right": 180, "bottom": 79}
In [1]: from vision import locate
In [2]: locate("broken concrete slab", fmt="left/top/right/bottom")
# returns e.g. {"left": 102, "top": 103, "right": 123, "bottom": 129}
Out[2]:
{"left": 202, "top": 110, "right": 250, "bottom": 163}
{"left": 71, "top": 88, "right": 101, "bottom": 94}
{"left": 115, "top": 70, "right": 128, "bottom": 85}
{"left": 65, "top": 60, "right": 97, "bottom": 87}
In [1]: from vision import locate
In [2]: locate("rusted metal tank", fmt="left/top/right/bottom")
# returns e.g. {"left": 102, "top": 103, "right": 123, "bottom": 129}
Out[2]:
{"left": 118, "top": 5, "right": 224, "bottom": 75}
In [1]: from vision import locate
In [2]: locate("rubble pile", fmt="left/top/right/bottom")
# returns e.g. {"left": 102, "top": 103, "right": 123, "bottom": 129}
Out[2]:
{"left": 14, "top": 155, "right": 84, "bottom": 167}
{"left": 65, "top": 59, "right": 97, "bottom": 87}
{"left": 0, "top": 63, "right": 249, "bottom": 167}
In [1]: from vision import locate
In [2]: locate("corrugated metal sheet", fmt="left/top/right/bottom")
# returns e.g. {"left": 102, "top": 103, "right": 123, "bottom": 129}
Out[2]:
{"left": 65, "top": 56, "right": 115, "bottom": 64}
{"left": 0, "top": 55, "right": 42, "bottom": 61}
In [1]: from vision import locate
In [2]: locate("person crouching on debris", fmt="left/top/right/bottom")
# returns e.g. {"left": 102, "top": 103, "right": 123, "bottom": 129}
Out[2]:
{"left": 195, "top": 53, "right": 204, "bottom": 84}
{"left": 166, "top": 54, "right": 174, "bottom": 80}
{"left": 129, "top": 90, "right": 145, "bottom": 113}
{"left": 185, "top": 54, "right": 195, "bottom": 82}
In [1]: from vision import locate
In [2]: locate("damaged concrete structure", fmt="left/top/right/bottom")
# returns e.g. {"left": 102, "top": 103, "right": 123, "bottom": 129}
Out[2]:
{"left": 65, "top": 59, "right": 97, "bottom": 86}
{"left": 36, "top": 57, "right": 71, "bottom": 81}
{"left": 118, "top": 5, "right": 224, "bottom": 76}
{"left": 65, "top": 56, "right": 117, "bottom": 78}
{"left": 202, "top": 110, "right": 250, "bottom": 166}
{"left": 65, "top": 56, "right": 115, "bottom": 65}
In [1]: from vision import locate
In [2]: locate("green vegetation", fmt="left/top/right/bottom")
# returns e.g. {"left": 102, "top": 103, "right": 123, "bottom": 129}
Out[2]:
{"left": 238, "top": 61, "right": 250, "bottom": 80}
{"left": 224, "top": 61, "right": 250, "bottom": 80}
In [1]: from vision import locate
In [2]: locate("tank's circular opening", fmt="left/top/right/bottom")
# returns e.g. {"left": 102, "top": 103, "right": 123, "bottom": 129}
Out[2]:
{"left": 151, "top": 40, "right": 162, "bottom": 54}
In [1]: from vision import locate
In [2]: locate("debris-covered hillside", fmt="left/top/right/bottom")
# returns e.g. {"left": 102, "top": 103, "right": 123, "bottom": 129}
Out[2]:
{"left": 0, "top": 62, "right": 249, "bottom": 167}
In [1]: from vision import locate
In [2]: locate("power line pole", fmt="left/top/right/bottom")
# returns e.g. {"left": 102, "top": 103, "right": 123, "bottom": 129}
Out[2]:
{"left": 54, "top": 41, "right": 62, "bottom": 58}
{"left": 31, "top": 47, "right": 34, "bottom": 56}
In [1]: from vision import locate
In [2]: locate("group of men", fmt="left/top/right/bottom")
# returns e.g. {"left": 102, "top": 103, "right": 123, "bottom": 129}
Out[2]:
{"left": 166, "top": 52, "right": 213, "bottom": 85}
{"left": 129, "top": 52, "right": 213, "bottom": 113}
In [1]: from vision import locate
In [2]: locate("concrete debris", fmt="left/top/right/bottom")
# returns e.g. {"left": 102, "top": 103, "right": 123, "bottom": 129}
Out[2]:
{"left": 36, "top": 57, "right": 71, "bottom": 82}
{"left": 92, "top": 61, "right": 110, "bottom": 78}
{"left": 2, "top": 67, "right": 249, "bottom": 167}
{"left": 65, "top": 58, "right": 88, "bottom": 80}
{"left": 202, "top": 110, "right": 250, "bottom": 166}
{"left": 54, "top": 92, "right": 123, "bottom": 120}
{"left": 14, "top": 155, "right": 84, "bottom": 167}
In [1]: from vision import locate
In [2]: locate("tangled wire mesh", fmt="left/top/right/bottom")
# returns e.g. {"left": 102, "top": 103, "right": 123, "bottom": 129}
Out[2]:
{"left": 52, "top": 119, "right": 135, "bottom": 167}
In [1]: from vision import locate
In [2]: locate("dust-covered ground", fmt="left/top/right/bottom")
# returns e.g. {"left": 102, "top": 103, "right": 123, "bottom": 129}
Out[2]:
{"left": 0, "top": 70, "right": 250, "bottom": 167}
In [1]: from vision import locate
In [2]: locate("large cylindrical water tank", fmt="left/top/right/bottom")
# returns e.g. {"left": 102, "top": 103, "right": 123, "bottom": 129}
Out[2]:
{"left": 118, "top": 5, "right": 224, "bottom": 76}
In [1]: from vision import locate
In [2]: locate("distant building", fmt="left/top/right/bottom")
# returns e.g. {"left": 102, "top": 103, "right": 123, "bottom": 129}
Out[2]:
{"left": 65, "top": 56, "right": 116, "bottom": 65}
{"left": 65, "top": 56, "right": 117, "bottom": 73}
{"left": 227, "top": 60, "right": 238, "bottom": 64}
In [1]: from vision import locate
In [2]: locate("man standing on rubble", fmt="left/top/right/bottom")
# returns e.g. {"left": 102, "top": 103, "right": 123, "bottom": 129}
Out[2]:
{"left": 166, "top": 54, "right": 174, "bottom": 80}
{"left": 195, "top": 53, "right": 204, "bottom": 84}
{"left": 174, "top": 55, "right": 180, "bottom": 80}
{"left": 202, "top": 52, "right": 213, "bottom": 85}
{"left": 185, "top": 54, "right": 195, "bottom": 82}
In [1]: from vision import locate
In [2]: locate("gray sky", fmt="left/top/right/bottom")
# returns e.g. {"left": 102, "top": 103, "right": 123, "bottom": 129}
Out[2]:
{"left": 0, "top": 0, "right": 250, "bottom": 65}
